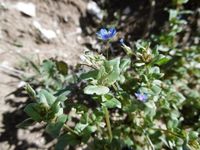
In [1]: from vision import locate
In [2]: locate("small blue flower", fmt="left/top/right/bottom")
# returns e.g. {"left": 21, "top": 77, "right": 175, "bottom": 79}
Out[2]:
{"left": 96, "top": 27, "right": 116, "bottom": 40}
{"left": 135, "top": 92, "right": 148, "bottom": 102}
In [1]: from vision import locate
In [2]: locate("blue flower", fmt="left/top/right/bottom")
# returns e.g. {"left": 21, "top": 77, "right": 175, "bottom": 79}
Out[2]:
{"left": 135, "top": 92, "right": 148, "bottom": 102}
{"left": 96, "top": 27, "right": 116, "bottom": 40}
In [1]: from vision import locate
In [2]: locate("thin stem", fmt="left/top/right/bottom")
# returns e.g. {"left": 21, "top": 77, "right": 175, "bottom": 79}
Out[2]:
{"left": 144, "top": 131, "right": 155, "bottom": 150}
{"left": 147, "top": 136, "right": 155, "bottom": 150}
{"left": 79, "top": 63, "right": 97, "bottom": 69}
{"left": 151, "top": 127, "right": 183, "bottom": 138}
{"left": 106, "top": 49, "right": 109, "bottom": 59}
{"left": 104, "top": 107, "right": 113, "bottom": 142}
{"left": 63, "top": 124, "right": 79, "bottom": 136}
{"left": 104, "top": 41, "right": 109, "bottom": 59}
{"left": 112, "top": 82, "right": 124, "bottom": 101}
{"left": 112, "top": 84, "right": 118, "bottom": 91}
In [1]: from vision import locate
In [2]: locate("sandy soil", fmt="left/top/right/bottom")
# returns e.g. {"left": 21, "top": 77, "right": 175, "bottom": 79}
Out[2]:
{"left": 0, "top": 0, "right": 89, "bottom": 149}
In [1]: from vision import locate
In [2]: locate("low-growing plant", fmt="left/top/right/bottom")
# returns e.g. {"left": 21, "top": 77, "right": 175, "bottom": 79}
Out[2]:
{"left": 18, "top": 5, "right": 200, "bottom": 150}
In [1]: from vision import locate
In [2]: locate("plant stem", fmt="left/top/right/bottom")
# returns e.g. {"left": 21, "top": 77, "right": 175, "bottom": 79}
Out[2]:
{"left": 112, "top": 82, "right": 124, "bottom": 101}
{"left": 145, "top": 132, "right": 155, "bottom": 150}
{"left": 104, "top": 107, "right": 113, "bottom": 142}
{"left": 107, "top": 49, "right": 109, "bottom": 59}
{"left": 64, "top": 124, "right": 79, "bottom": 136}
{"left": 105, "top": 41, "right": 109, "bottom": 59}
{"left": 112, "top": 84, "right": 118, "bottom": 91}
{"left": 79, "top": 63, "right": 97, "bottom": 69}
{"left": 151, "top": 128, "right": 183, "bottom": 138}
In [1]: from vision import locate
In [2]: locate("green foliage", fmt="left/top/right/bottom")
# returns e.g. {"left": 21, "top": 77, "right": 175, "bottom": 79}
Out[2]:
{"left": 46, "top": 114, "right": 68, "bottom": 138}
{"left": 18, "top": 3, "right": 200, "bottom": 150}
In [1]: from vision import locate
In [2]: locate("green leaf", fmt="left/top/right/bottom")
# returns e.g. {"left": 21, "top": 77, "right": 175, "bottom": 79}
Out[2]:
{"left": 55, "top": 60, "right": 68, "bottom": 76}
{"left": 169, "top": 9, "right": 178, "bottom": 20}
{"left": 135, "top": 62, "right": 145, "bottom": 67}
{"left": 49, "top": 101, "right": 63, "bottom": 116}
{"left": 177, "top": 0, "right": 189, "bottom": 5}
{"left": 124, "top": 136, "right": 134, "bottom": 146}
{"left": 144, "top": 101, "right": 156, "bottom": 120}
{"left": 55, "top": 92, "right": 68, "bottom": 102}
{"left": 84, "top": 85, "right": 109, "bottom": 95}
{"left": 81, "top": 125, "right": 97, "bottom": 143}
{"left": 157, "top": 45, "right": 170, "bottom": 52}
{"left": 102, "top": 95, "right": 121, "bottom": 108}
{"left": 120, "top": 57, "right": 131, "bottom": 72}
{"left": 149, "top": 66, "right": 160, "bottom": 75}
{"left": 119, "top": 75, "right": 125, "bottom": 83}
{"left": 156, "top": 55, "right": 171, "bottom": 65}
{"left": 167, "top": 119, "right": 179, "bottom": 129}
{"left": 105, "top": 57, "right": 120, "bottom": 73}
{"left": 189, "top": 131, "right": 199, "bottom": 140}
{"left": 75, "top": 123, "right": 88, "bottom": 133}
{"left": 80, "top": 70, "right": 98, "bottom": 80}
{"left": 38, "top": 92, "right": 49, "bottom": 107}
{"left": 86, "top": 125, "right": 97, "bottom": 133}
{"left": 39, "top": 90, "right": 56, "bottom": 106}
{"left": 97, "top": 66, "right": 107, "bottom": 81}
{"left": 122, "top": 45, "right": 133, "bottom": 55}
{"left": 24, "top": 103, "right": 43, "bottom": 121}
{"left": 97, "top": 57, "right": 121, "bottom": 86}
{"left": 49, "top": 93, "right": 67, "bottom": 116}
{"left": 152, "top": 85, "right": 161, "bottom": 95}
{"left": 54, "top": 89, "right": 71, "bottom": 97}
{"left": 55, "top": 133, "right": 80, "bottom": 150}
{"left": 25, "top": 84, "right": 36, "bottom": 98}
{"left": 103, "top": 58, "right": 121, "bottom": 84}
{"left": 103, "top": 71, "right": 120, "bottom": 86}
{"left": 16, "top": 118, "right": 35, "bottom": 129}
{"left": 41, "top": 60, "right": 56, "bottom": 77}
{"left": 45, "top": 114, "right": 67, "bottom": 138}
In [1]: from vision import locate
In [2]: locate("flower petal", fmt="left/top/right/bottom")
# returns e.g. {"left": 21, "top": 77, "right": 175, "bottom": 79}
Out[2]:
{"left": 135, "top": 92, "right": 148, "bottom": 102}
{"left": 100, "top": 28, "right": 108, "bottom": 35}
{"left": 96, "top": 27, "right": 116, "bottom": 40}
{"left": 109, "top": 27, "right": 116, "bottom": 36}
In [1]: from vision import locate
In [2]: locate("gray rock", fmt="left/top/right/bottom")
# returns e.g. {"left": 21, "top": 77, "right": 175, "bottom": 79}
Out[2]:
{"left": 15, "top": 2, "right": 36, "bottom": 17}
{"left": 33, "top": 21, "right": 57, "bottom": 43}
{"left": 87, "top": 1, "right": 103, "bottom": 20}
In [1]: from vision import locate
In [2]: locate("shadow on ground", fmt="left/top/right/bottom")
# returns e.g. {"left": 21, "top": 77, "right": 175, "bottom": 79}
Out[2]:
{"left": 0, "top": 87, "right": 53, "bottom": 150}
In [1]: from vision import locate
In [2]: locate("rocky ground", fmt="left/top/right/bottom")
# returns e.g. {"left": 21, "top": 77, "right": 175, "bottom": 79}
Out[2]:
{"left": 0, "top": 0, "right": 93, "bottom": 149}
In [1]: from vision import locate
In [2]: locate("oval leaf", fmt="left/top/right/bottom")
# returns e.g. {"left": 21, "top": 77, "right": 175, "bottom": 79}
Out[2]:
{"left": 84, "top": 85, "right": 109, "bottom": 95}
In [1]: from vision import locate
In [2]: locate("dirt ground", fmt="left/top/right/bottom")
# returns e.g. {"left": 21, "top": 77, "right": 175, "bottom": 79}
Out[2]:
{"left": 0, "top": 0, "right": 89, "bottom": 149}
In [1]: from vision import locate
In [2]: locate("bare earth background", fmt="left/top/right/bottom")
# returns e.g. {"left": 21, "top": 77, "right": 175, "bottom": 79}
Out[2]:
{"left": 0, "top": 0, "right": 89, "bottom": 149}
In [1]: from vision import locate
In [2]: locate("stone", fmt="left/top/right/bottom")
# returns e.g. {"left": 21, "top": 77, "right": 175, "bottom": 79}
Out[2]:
{"left": 87, "top": 1, "right": 103, "bottom": 20}
{"left": 15, "top": 2, "right": 36, "bottom": 17}
{"left": 33, "top": 21, "right": 57, "bottom": 42}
